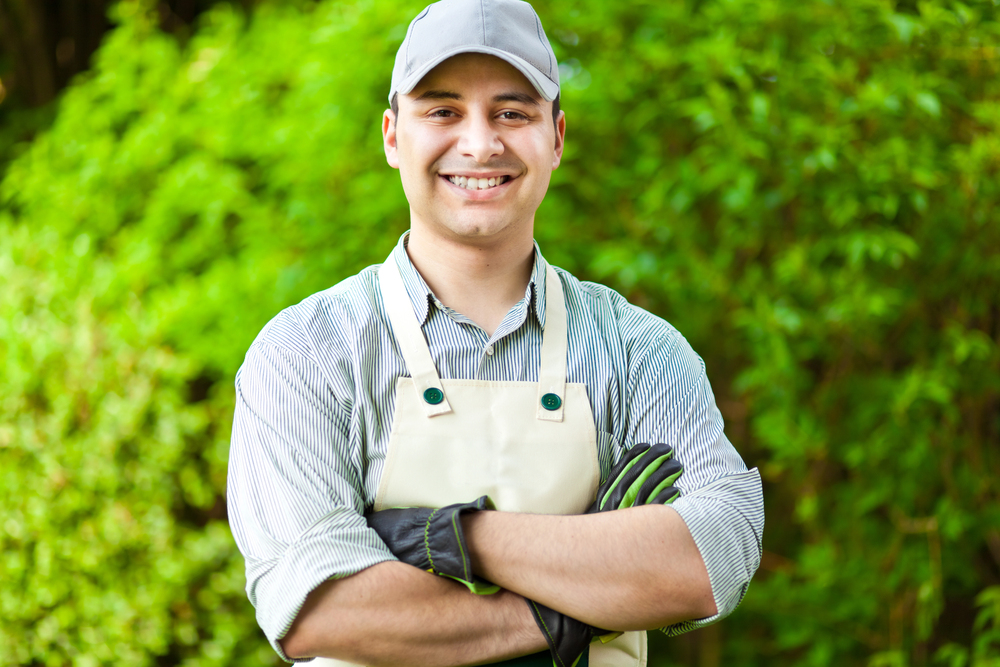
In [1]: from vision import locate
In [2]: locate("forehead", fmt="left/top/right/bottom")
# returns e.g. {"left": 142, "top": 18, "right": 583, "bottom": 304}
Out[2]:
{"left": 408, "top": 53, "right": 540, "bottom": 100}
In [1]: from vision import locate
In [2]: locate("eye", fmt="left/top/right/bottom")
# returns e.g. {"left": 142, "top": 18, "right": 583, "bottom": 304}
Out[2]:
{"left": 431, "top": 109, "right": 456, "bottom": 117}
{"left": 499, "top": 110, "right": 528, "bottom": 121}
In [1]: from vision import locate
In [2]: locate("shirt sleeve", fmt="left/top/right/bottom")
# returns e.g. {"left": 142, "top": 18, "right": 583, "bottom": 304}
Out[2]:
{"left": 228, "top": 337, "right": 396, "bottom": 662}
{"left": 624, "top": 329, "right": 764, "bottom": 635}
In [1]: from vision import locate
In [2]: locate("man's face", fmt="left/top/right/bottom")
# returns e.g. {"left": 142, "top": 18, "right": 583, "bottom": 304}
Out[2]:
{"left": 383, "top": 53, "right": 565, "bottom": 246}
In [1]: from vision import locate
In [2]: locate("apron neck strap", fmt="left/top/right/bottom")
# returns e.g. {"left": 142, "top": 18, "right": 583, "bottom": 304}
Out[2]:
{"left": 536, "top": 264, "right": 568, "bottom": 422}
{"left": 378, "top": 250, "right": 571, "bottom": 422}
{"left": 379, "top": 253, "right": 453, "bottom": 417}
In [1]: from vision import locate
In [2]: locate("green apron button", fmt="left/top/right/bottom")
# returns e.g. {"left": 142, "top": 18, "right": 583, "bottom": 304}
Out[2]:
{"left": 541, "top": 393, "right": 562, "bottom": 411}
{"left": 423, "top": 387, "right": 444, "bottom": 405}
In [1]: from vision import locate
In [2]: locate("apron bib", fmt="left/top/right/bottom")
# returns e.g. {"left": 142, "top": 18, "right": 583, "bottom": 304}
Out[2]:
{"left": 311, "top": 252, "right": 646, "bottom": 667}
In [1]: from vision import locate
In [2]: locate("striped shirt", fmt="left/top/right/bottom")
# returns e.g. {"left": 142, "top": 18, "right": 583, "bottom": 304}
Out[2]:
{"left": 228, "top": 233, "right": 764, "bottom": 661}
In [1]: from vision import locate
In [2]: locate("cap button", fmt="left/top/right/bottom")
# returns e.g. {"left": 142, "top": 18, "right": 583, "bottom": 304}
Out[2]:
{"left": 423, "top": 387, "right": 444, "bottom": 405}
{"left": 541, "top": 393, "right": 562, "bottom": 411}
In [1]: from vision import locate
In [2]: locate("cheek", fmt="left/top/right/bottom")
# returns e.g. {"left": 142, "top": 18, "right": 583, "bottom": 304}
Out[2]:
{"left": 518, "top": 132, "right": 557, "bottom": 170}
{"left": 394, "top": 144, "right": 425, "bottom": 195}
{"left": 396, "top": 140, "right": 444, "bottom": 202}
{"left": 398, "top": 128, "right": 450, "bottom": 171}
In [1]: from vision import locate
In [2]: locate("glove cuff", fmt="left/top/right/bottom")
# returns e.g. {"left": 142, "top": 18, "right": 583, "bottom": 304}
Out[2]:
{"left": 526, "top": 599, "right": 600, "bottom": 667}
{"left": 426, "top": 496, "right": 499, "bottom": 594}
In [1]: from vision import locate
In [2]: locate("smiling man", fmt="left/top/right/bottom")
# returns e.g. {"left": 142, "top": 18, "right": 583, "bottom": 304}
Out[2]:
{"left": 226, "top": 1, "right": 764, "bottom": 666}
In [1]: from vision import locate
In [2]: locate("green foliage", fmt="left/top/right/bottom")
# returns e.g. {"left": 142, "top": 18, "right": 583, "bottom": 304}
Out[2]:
{"left": 538, "top": 0, "right": 1000, "bottom": 663}
{"left": 1, "top": 0, "right": 413, "bottom": 663}
{"left": 1, "top": 0, "right": 998, "bottom": 665}
{"left": 930, "top": 586, "right": 1000, "bottom": 667}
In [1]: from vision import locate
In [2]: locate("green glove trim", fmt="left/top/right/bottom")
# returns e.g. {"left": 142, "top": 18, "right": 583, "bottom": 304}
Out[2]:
{"left": 650, "top": 487, "right": 680, "bottom": 504}
{"left": 596, "top": 443, "right": 651, "bottom": 511}
{"left": 619, "top": 453, "right": 675, "bottom": 508}
{"left": 451, "top": 508, "right": 470, "bottom": 582}
{"left": 597, "top": 455, "right": 641, "bottom": 510}
{"left": 443, "top": 574, "right": 502, "bottom": 595}
{"left": 528, "top": 600, "right": 560, "bottom": 664}
{"left": 589, "top": 442, "right": 684, "bottom": 513}
{"left": 634, "top": 465, "right": 683, "bottom": 506}
{"left": 424, "top": 508, "right": 439, "bottom": 573}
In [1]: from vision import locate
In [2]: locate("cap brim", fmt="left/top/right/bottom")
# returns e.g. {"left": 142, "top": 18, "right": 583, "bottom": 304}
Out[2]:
{"left": 390, "top": 46, "right": 559, "bottom": 103}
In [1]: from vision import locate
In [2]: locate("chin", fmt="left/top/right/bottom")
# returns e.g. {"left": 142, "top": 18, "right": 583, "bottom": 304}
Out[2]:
{"left": 438, "top": 211, "right": 519, "bottom": 239}
{"left": 448, "top": 220, "right": 519, "bottom": 241}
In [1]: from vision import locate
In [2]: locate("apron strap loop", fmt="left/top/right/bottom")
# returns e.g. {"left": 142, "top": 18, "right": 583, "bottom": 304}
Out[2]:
{"left": 378, "top": 255, "right": 453, "bottom": 418}
{"left": 537, "top": 265, "right": 568, "bottom": 422}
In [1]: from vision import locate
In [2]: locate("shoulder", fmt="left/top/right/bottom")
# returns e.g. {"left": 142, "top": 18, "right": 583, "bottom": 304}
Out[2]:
{"left": 249, "top": 263, "right": 384, "bottom": 364}
{"left": 553, "top": 266, "right": 684, "bottom": 363}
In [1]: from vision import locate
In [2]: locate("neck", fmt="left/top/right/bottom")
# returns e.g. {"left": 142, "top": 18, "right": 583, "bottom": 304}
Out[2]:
{"left": 406, "top": 228, "right": 535, "bottom": 338}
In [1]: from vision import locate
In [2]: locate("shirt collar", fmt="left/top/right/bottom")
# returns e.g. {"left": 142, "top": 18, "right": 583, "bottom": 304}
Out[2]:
{"left": 528, "top": 243, "right": 548, "bottom": 329}
{"left": 391, "top": 232, "right": 433, "bottom": 326}
{"left": 390, "top": 231, "right": 550, "bottom": 329}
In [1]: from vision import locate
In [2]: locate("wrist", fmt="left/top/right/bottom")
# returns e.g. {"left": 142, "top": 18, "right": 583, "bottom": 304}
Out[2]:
{"left": 462, "top": 509, "right": 489, "bottom": 574}
{"left": 499, "top": 590, "right": 549, "bottom": 656}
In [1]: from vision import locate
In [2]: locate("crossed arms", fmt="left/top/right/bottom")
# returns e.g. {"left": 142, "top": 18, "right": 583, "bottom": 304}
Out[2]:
{"left": 229, "top": 312, "right": 764, "bottom": 665}
{"left": 282, "top": 505, "right": 716, "bottom": 665}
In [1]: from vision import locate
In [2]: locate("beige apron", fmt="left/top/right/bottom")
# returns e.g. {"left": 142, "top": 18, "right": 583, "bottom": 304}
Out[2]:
{"left": 311, "top": 252, "right": 646, "bottom": 667}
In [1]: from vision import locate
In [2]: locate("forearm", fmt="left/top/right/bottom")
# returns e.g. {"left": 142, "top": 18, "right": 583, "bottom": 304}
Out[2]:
{"left": 282, "top": 561, "right": 547, "bottom": 666}
{"left": 464, "top": 505, "right": 717, "bottom": 630}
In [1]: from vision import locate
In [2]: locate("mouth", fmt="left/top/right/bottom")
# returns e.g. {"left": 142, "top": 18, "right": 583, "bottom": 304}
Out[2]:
{"left": 442, "top": 174, "right": 513, "bottom": 191}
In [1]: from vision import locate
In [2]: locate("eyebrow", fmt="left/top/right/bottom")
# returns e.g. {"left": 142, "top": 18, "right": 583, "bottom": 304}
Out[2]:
{"left": 494, "top": 92, "right": 540, "bottom": 107}
{"left": 414, "top": 90, "right": 541, "bottom": 106}
{"left": 415, "top": 90, "right": 462, "bottom": 101}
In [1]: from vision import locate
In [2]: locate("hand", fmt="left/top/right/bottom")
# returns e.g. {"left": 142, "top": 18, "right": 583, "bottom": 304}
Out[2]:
{"left": 588, "top": 442, "right": 683, "bottom": 513}
{"left": 524, "top": 443, "right": 682, "bottom": 667}
{"left": 365, "top": 496, "right": 500, "bottom": 594}
{"left": 526, "top": 598, "right": 617, "bottom": 667}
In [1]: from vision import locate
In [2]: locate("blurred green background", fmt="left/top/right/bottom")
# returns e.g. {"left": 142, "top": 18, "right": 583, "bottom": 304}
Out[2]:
{"left": 1, "top": 0, "right": 999, "bottom": 665}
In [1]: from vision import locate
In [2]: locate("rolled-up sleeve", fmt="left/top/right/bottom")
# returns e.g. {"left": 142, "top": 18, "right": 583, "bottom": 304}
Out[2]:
{"left": 228, "top": 337, "right": 395, "bottom": 661}
{"left": 625, "top": 329, "right": 764, "bottom": 634}
{"left": 664, "top": 467, "right": 763, "bottom": 634}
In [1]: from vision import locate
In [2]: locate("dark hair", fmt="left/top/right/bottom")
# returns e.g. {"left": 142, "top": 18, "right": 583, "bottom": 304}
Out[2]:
{"left": 390, "top": 92, "right": 561, "bottom": 130}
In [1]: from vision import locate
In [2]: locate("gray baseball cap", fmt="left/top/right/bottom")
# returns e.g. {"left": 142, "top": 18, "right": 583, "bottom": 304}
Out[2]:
{"left": 389, "top": 0, "right": 560, "bottom": 103}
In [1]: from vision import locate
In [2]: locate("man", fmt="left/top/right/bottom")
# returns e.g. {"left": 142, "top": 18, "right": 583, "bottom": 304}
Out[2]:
{"left": 227, "top": 0, "right": 764, "bottom": 665}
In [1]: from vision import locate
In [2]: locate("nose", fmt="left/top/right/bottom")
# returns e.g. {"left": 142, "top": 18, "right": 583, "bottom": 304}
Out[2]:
{"left": 456, "top": 113, "right": 504, "bottom": 163}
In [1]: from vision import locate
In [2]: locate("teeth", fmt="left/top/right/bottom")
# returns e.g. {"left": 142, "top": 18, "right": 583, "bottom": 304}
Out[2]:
{"left": 447, "top": 175, "right": 509, "bottom": 190}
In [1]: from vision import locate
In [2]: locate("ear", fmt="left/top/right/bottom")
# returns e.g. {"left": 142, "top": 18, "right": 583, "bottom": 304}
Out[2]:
{"left": 383, "top": 109, "right": 400, "bottom": 169}
{"left": 551, "top": 109, "right": 566, "bottom": 170}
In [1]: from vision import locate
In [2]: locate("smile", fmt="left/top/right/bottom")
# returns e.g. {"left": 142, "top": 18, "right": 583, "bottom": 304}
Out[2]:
{"left": 444, "top": 175, "right": 511, "bottom": 191}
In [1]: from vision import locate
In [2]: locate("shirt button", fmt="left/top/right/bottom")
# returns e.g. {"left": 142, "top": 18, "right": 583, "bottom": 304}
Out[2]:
{"left": 485, "top": 345, "right": 494, "bottom": 356}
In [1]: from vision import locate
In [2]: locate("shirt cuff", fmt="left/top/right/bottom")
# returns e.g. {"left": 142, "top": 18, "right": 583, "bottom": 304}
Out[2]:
{"left": 660, "top": 468, "right": 764, "bottom": 636}
{"left": 247, "top": 512, "right": 397, "bottom": 662}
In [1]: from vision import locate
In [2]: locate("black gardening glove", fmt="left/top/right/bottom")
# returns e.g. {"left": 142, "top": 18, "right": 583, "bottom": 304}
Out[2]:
{"left": 588, "top": 442, "right": 683, "bottom": 513}
{"left": 526, "top": 598, "right": 615, "bottom": 667}
{"left": 526, "top": 443, "right": 683, "bottom": 667}
{"left": 365, "top": 495, "right": 500, "bottom": 594}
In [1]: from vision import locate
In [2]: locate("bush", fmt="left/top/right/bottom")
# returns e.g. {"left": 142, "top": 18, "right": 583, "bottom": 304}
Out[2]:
{"left": 1, "top": 0, "right": 997, "bottom": 665}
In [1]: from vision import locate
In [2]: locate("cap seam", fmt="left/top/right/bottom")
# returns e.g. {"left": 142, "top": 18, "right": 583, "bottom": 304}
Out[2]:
{"left": 533, "top": 12, "right": 551, "bottom": 77}
{"left": 480, "top": 0, "right": 486, "bottom": 44}
{"left": 406, "top": 8, "right": 430, "bottom": 76}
